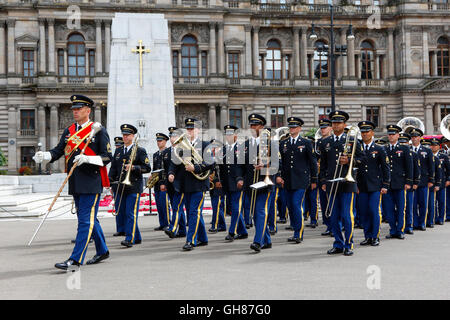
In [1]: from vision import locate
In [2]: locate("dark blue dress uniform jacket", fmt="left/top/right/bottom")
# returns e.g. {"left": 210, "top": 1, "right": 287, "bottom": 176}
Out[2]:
{"left": 357, "top": 142, "right": 390, "bottom": 193}
{"left": 218, "top": 143, "right": 245, "bottom": 193}
{"left": 384, "top": 144, "right": 413, "bottom": 190}
{"left": 415, "top": 145, "right": 435, "bottom": 187}
{"left": 279, "top": 137, "right": 318, "bottom": 190}
{"left": 411, "top": 149, "right": 421, "bottom": 186}
{"left": 168, "top": 140, "right": 214, "bottom": 193}
{"left": 109, "top": 146, "right": 151, "bottom": 195}
{"left": 434, "top": 153, "right": 447, "bottom": 189}
{"left": 437, "top": 151, "right": 450, "bottom": 189}
{"left": 318, "top": 134, "right": 365, "bottom": 194}
{"left": 153, "top": 148, "right": 171, "bottom": 190}
{"left": 49, "top": 125, "right": 112, "bottom": 195}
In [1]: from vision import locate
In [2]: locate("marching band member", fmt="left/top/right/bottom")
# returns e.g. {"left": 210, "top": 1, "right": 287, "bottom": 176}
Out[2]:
{"left": 209, "top": 140, "right": 227, "bottom": 233}
{"left": 153, "top": 133, "right": 171, "bottom": 231}
{"left": 167, "top": 118, "right": 214, "bottom": 251}
{"left": 383, "top": 125, "right": 413, "bottom": 240}
{"left": 164, "top": 127, "right": 187, "bottom": 239}
{"left": 399, "top": 133, "right": 420, "bottom": 235}
{"left": 220, "top": 125, "right": 248, "bottom": 242}
{"left": 33, "top": 94, "right": 112, "bottom": 269}
{"left": 430, "top": 137, "right": 448, "bottom": 226}
{"left": 410, "top": 128, "right": 435, "bottom": 231}
{"left": 112, "top": 136, "right": 125, "bottom": 236}
{"left": 356, "top": 121, "right": 390, "bottom": 247}
{"left": 278, "top": 117, "right": 318, "bottom": 244}
{"left": 108, "top": 124, "right": 151, "bottom": 248}
{"left": 319, "top": 111, "right": 365, "bottom": 256}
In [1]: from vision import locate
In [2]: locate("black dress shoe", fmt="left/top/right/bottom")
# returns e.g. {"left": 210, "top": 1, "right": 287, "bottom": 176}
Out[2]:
{"left": 175, "top": 233, "right": 186, "bottom": 238}
{"left": 71, "top": 238, "right": 93, "bottom": 244}
{"left": 321, "top": 230, "right": 332, "bottom": 236}
{"left": 285, "top": 226, "right": 294, "bottom": 231}
{"left": 396, "top": 234, "right": 405, "bottom": 239}
{"left": 208, "top": 228, "right": 218, "bottom": 233}
{"left": 164, "top": 229, "right": 176, "bottom": 239}
{"left": 426, "top": 224, "right": 434, "bottom": 228}
{"left": 154, "top": 226, "right": 165, "bottom": 231}
{"left": 343, "top": 248, "right": 354, "bottom": 256}
{"left": 196, "top": 241, "right": 208, "bottom": 247}
{"left": 261, "top": 243, "right": 272, "bottom": 249}
{"left": 327, "top": 247, "right": 344, "bottom": 255}
{"left": 225, "top": 234, "right": 235, "bottom": 242}
{"left": 113, "top": 232, "right": 125, "bottom": 237}
{"left": 217, "top": 228, "right": 227, "bottom": 232}
{"left": 436, "top": 221, "right": 444, "bottom": 225}
{"left": 121, "top": 240, "right": 133, "bottom": 248}
{"left": 419, "top": 226, "right": 426, "bottom": 231}
{"left": 250, "top": 243, "right": 261, "bottom": 253}
{"left": 360, "top": 239, "right": 372, "bottom": 246}
{"left": 86, "top": 251, "right": 110, "bottom": 265}
{"left": 405, "top": 230, "right": 414, "bottom": 235}
{"left": 371, "top": 238, "right": 380, "bottom": 246}
{"left": 183, "top": 242, "right": 194, "bottom": 251}
{"left": 287, "top": 237, "right": 302, "bottom": 244}
{"left": 134, "top": 240, "right": 142, "bottom": 245}
{"left": 277, "top": 219, "right": 287, "bottom": 224}
{"left": 269, "top": 230, "right": 277, "bottom": 235}
{"left": 55, "top": 259, "right": 80, "bottom": 270}
{"left": 246, "top": 224, "right": 253, "bottom": 229}
{"left": 234, "top": 234, "right": 248, "bottom": 240}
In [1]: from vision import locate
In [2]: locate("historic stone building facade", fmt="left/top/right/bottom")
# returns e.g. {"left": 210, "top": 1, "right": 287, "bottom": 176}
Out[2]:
{"left": 0, "top": 0, "right": 449, "bottom": 172}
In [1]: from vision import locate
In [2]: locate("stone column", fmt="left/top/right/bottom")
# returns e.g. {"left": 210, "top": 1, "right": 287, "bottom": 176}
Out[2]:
{"left": 300, "top": 27, "right": 308, "bottom": 78}
{"left": 95, "top": 104, "right": 102, "bottom": 123}
{"left": 425, "top": 104, "right": 434, "bottom": 135}
{"left": 217, "top": 22, "right": 225, "bottom": 75}
{"left": 47, "top": 18, "right": 55, "bottom": 74}
{"left": 404, "top": 27, "right": 411, "bottom": 76}
{"left": 432, "top": 51, "right": 438, "bottom": 76}
{"left": 244, "top": 25, "right": 252, "bottom": 76}
{"left": 7, "top": 105, "right": 18, "bottom": 173}
{"left": 198, "top": 49, "right": 202, "bottom": 77}
{"left": 265, "top": 105, "right": 271, "bottom": 124}
{"left": 38, "top": 18, "right": 46, "bottom": 74}
{"left": 293, "top": 27, "right": 300, "bottom": 78}
{"left": 220, "top": 104, "right": 228, "bottom": 129}
{"left": 7, "top": 19, "right": 16, "bottom": 75}
{"left": 209, "top": 22, "right": 217, "bottom": 75}
{"left": 381, "top": 105, "right": 387, "bottom": 131}
{"left": 387, "top": 29, "right": 395, "bottom": 78}
{"left": 50, "top": 105, "right": 58, "bottom": 149}
{"left": 104, "top": 20, "right": 111, "bottom": 73}
{"left": 63, "top": 48, "right": 68, "bottom": 77}
{"left": 0, "top": 20, "right": 6, "bottom": 76}
{"left": 95, "top": 19, "right": 103, "bottom": 75}
{"left": 85, "top": 50, "right": 90, "bottom": 79}
{"left": 245, "top": 104, "right": 253, "bottom": 128}
{"left": 374, "top": 54, "right": 380, "bottom": 79}
{"left": 252, "top": 26, "right": 260, "bottom": 77}
{"left": 340, "top": 28, "right": 347, "bottom": 77}
{"left": 208, "top": 104, "right": 217, "bottom": 130}
{"left": 422, "top": 29, "right": 429, "bottom": 77}
{"left": 37, "top": 104, "right": 46, "bottom": 150}
{"left": 347, "top": 36, "right": 355, "bottom": 78}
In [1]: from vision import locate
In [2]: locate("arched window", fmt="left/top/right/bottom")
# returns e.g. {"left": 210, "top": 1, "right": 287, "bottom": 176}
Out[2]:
{"left": 266, "top": 39, "right": 281, "bottom": 80}
{"left": 361, "top": 40, "right": 375, "bottom": 79}
{"left": 437, "top": 36, "right": 449, "bottom": 76}
{"left": 67, "top": 33, "right": 86, "bottom": 80}
{"left": 314, "top": 40, "right": 329, "bottom": 79}
{"left": 181, "top": 35, "right": 198, "bottom": 78}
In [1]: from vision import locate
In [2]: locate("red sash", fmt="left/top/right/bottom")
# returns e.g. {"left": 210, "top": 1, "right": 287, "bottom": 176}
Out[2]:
{"left": 66, "top": 122, "right": 110, "bottom": 188}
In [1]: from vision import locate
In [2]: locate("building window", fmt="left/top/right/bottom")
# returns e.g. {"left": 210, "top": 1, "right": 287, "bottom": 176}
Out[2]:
{"left": 21, "top": 146, "right": 35, "bottom": 169}
{"left": 361, "top": 40, "right": 375, "bottom": 80}
{"left": 318, "top": 106, "right": 333, "bottom": 120}
{"left": 314, "top": 40, "right": 329, "bottom": 79}
{"left": 440, "top": 104, "right": 450, "bottom": 120}
{"left": 229, "top": 109, "right": 242, "bottom": 128}
{"left": 366, "top": 106, "right": 380, "bottom": 128}
{"left": 201, "top": 51, "right": 207, "bottom": 77}
{"left": 259, "top": 55, "right": 263, "bottom": 79}
{"left": 58, "top": 49, "right": 64, "bottom": 76}
{"left": 271, "top": 106, "right": 285, "bottom": 127}
{"left": 266, "top": 39, "right": 282, "bottom": 80}
{"left": 67, "top": 33, "right": 86, "bottom": 80}
{"left": 285, "top": 55, "right": 290, "bottom": 80}
{"left": 379, "top": 55, "right": 384, "bottom": 79}
{"left": 228, "top": 52, "right": 240, "bottom": 79}
{"left": 22, "top": 50, "right": 34, "bottom": 77}
{"left": 181, "top": 35, "right": 198, "bottom": 78}
{"left": 89, "top": 50, "right": 95, "bottom": 77}
{"left": 20, "top": 109, "right": 36, "bottom": 136}
{"left": 437, "top": 36, "right": 449, "bottom": 76}
{"left": 172, "top": 51, "right": 179, "bottom": 77}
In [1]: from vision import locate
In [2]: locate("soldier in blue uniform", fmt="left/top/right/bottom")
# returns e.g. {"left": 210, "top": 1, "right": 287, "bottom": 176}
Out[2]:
{"left": 164, "top": 127, "right": 187, "bottom": 239}
{"left": 108, "top": 124, "right": 151, "bottom": 248}
{"left": 209, "top": 139, "right": 227, "bottom": 233}
{"left": 356, "top": 121, "right": 390, "bottom": 247}
{"left": 278, "top": 117, "right": 318, "bottom": 244}
{"left": 168, "top": 118, "right": 214, "bottom": 251}
{"left": 33, "top": 94, "right": 112, "bottom": 270}
{"left": 153, "top": 133, "right": 171, "bottom": 231}
{"left": 383, "top": 125, "right": 413, "bottom": 239}
{"left": 111, "top": 136, "right": 125, "bottom": 236}
{"left": 319, "top": 111, "right": 365, "bottom": 256}
{"left": 304, "top": 135, "right": 320, "bottom": 228}
{"left": 430, "top": 137, "right": 448, "bottom": 225}
{"left": 398, "top": 132, "right": 420, "bottom": 235}
{"left": 220, "top": 125, "right": 248, "bottom": 242}
{"left": 410, "top": 128, "right": 435, "bottom": 231}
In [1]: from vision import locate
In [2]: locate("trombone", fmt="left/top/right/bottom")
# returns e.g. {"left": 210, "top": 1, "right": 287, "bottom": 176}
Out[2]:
{"left": 324, "top": 125, "right": 360, "bottom": 219}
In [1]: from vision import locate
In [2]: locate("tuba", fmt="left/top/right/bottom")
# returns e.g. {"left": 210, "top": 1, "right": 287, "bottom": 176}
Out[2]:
{"left": 440, "top": 114, "right": 450, "bottom": 141}
{"left": 146, "top": 169, "right": 164, "bottom": 189}
{"left": 397, "top": 117, "right": 425, "bottom": 135}
{"left": 172, "top": 133, "right": 211, "bottom": 181}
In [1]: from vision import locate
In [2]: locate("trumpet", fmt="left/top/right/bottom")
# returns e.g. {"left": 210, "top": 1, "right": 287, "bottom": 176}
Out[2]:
{"left": 122, "top": 135, "right": 140, "bottom": 186}
{"left": 172, "top": 133, "right": 211, "bottom": 181}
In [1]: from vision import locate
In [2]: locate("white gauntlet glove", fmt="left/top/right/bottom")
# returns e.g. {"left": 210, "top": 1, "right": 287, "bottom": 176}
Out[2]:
{"left": 74, "top": 155, "right": 104, "bottom": 167}
{"left": 32, "top": 151, "right": 52, "bottom": 164}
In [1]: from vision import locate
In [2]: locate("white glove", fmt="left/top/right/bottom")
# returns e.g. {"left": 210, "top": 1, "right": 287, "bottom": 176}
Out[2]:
{"left": 32, "top": 151, "right": 52, "bottom": 164}
{"left": 74, "top": 154, "right": 104, "bottom": 167}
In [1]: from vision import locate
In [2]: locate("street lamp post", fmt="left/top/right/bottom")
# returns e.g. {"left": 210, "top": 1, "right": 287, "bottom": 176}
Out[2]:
{"left": 310, "top": 4, "right": 354, "bottom": 113}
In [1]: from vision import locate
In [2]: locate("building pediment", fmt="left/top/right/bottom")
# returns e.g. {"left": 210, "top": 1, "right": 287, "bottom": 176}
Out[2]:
{"left": 15, "top": 34, "right": 39, "bottom": 49}
{"left": 423, "top": 78, "right": 450, "bottom": 92}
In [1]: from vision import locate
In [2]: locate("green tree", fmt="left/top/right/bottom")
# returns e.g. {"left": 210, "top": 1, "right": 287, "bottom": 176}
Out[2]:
{"left": 0, "top": 147, "right": 7, "bottom": 167}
